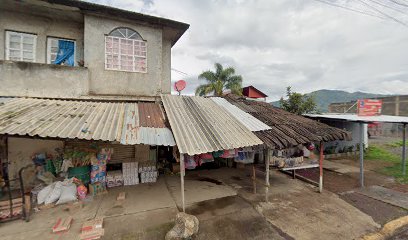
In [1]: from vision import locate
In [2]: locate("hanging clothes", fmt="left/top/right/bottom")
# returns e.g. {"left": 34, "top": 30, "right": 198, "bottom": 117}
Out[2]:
{"left": 54, "top": 40, "right": 75, "bottom": 66}
{"left": 184, "top": 155, "right": 197, "bottom": 170}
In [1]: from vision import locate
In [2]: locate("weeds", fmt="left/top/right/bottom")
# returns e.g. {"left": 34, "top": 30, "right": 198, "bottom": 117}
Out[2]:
{"left": 365, "top": 144, "right": 407, "bottom": 183}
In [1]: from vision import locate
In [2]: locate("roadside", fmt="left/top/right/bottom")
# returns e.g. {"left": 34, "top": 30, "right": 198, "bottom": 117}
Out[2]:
{"left": 189, "top": 167, "right": 380, "bottom": 240}
{"left": 0, "top": 166, "right": 383, "bottom": 240}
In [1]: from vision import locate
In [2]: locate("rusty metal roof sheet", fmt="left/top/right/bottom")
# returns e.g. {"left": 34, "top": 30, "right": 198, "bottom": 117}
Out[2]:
{"left": 0, "top": 98, "right": 175, "bottom": 146}
{"left": 211, "top": 97, "right": 271, "bottom": 132}
{"left": 161, "top": 95, "right": 263, "bottom": 155}
{"left": 138, "top": 102, "right": 166, "bottom": 128}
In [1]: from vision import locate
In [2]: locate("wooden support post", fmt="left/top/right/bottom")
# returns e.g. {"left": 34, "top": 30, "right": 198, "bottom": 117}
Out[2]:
{"left": 319, "top": 141, "right": 324, "bottom": 193}
{"left": 402, "top": 124, "right": 406, "bottom": 176}
{"left": 252, "top": 164, "right": 256, "bottom": 180}
{"left": 180, "top": 154, "right": 185, "bottom": 212}
{"left": 265, "top": 149, "right": 270, "bottom": 187}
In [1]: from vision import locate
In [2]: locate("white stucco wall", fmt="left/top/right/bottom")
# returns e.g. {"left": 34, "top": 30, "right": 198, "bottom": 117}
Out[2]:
{"left": 0, "top": 60, "right": 89, "bottom": 98}
{"left": 323, "top": 121, "right": 368, "bottom": 153}
{"left": 7, "top": 137, "right": 64, "bottom": 184}
{"left": 84, "top": 15, "right": 167, "bottom": 96}
{"left": 0, "top": 5, "right": 84, "bottom": 64}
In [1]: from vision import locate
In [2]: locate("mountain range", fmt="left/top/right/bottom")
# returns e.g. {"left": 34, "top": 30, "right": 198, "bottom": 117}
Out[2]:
{"left": 271, "top": 89, "right": 391, "bottom": 112}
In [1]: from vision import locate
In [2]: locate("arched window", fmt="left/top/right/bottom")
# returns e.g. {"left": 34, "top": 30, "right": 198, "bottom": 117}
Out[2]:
{"left": 105, "top": 27, "right": 147, "bottom": 73}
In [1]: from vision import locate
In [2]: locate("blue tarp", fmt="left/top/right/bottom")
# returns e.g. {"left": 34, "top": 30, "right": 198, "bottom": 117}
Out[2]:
{"left": 54, "top": 40, "right": 74, "bottom": 66}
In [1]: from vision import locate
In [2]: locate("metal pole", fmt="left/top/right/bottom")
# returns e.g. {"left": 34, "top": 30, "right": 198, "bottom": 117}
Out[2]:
{"left": 265, "top": 149, "right": 270, "bottom": 187}
{"left": 402, "top": 124, "right": 406, "bottom": 176}
{"left": 359, "top": 122, "right": 365, "bottom": 188}
{"left": 180, "top": 154, "right": 185, "bottom": 212}
{"left": 319, "top": 141, "right": 324, "bottom": 193}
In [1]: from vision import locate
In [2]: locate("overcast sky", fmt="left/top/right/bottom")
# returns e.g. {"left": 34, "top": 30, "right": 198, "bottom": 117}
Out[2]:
{"left": 90, "top": 0, "right": 408, "bottom": 101}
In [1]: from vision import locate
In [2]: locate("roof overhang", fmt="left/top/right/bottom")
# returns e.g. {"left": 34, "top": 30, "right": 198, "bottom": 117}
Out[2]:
{"left": 305, "top": 114, "right": 408, "bottom": 124}
{"left": 161, "top": 95, "right": 263, "bottom": 155}
{"left": 0, "top": 98, "right": 175, "bottom": 146}
{"left": 40, "top": 0, "right": 190, "bottom": 46}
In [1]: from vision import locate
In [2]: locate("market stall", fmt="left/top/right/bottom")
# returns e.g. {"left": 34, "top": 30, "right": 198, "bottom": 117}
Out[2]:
{"left": 223, "top": 94, "right": 352, "bottom": 192}
{"left": 0, "top": 98, "right": 176, "bottom": 222}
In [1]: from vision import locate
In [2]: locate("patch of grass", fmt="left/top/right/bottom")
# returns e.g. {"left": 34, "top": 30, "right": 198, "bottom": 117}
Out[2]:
{"left": 381, "top": 164, "right": 408, "bottom": 184}
{"left": 365, "top": 145, "right": 400, "bottom": 163}
{"left": 365, "top": 145, "right": 408, "bottom": 184}
{"left": 387, "top": 140, "right": 408, "bottom": 148}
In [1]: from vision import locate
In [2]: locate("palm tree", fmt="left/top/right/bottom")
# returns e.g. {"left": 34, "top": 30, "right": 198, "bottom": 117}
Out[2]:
{"left": 195, "top": 63, "right": 243, "bottom": 96}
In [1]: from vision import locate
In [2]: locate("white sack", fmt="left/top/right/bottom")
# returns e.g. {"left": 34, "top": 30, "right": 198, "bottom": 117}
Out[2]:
{"left": 45, "top": 181, "right": 63, "bottom": 205}
{"left": 37, "top": 183, "right": 55, "bottom": 205}
{"left": 56, "top": 183, "right": 77, "bottom": 205}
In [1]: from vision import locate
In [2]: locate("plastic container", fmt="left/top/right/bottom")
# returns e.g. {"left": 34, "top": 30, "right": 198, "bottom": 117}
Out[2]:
{"left": 68, "top": 166, "right": 91, "bottom": 185}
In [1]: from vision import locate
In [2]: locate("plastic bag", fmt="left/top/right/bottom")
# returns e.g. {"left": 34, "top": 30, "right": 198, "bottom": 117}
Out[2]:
{"left": 56, "top": 183, "right": 77, "bottom": 205}
{"left": 45, "top": 181, "right": 62, "bottom": 205}
{"left": 37, "top": 184, "right": 55, "bottom": 205}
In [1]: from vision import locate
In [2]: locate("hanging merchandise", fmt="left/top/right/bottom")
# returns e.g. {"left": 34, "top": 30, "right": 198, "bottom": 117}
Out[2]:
{"left": 212, "top": 150, "right": 224, "bottom": 158}
{"left": 90, "top": 148, "right": 112, "bottom": 191}
{"left": 184, "top": 155, "right": 197, "bottom": 170}
{"left": 199, "top": 153, "right": 214, "bottom": 164}
{"left": 220, "top": 149, "right": 237, "bottom": 158}
{"left": 234, "top": 147, "right": 255, "bottom": 164}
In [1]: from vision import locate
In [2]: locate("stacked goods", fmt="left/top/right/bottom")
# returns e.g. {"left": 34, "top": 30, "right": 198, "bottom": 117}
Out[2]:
{"left": 80, "top": 218, "right": 104, "bottom": 240}
{"left": 122, "top": 162, "right": 139, "bottom": 186}
{"left": 52, "top": 216, "right": 73, "bottom": 233}
{"left": 106, "top": 171, "right": 123, "bottom": 188}
{"left": 139, "top": 162, "right": 158, "bottom": 183}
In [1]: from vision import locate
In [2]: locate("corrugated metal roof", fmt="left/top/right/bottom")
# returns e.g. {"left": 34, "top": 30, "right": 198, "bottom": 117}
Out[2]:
{"left": 305, "top": 114, "right": 408, "bottom": 124}
{"left": 138, "top": 102, "right": 166, "bottom": 128}
{"left": 161, "top": 95, "right": 263, "bottom": 155}
{"left": 0, "top": 98, "right": 175, "bottom": 146}
{"left": 211, "top": 97, "right": 271, "bottom": 132}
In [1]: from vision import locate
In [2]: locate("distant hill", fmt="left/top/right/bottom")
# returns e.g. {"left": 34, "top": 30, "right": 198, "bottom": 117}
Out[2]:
{"left": 271, "top": 89, "right": 391, "bottom": 112}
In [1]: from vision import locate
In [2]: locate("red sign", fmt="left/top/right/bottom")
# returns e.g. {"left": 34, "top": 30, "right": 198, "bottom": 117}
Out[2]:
{"left": 357, "top": 99, "right": 382, "bottom": 116}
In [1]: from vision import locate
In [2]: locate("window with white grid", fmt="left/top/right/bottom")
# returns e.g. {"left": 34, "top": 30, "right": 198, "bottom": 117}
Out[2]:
{"left": 105, "top": 28, "right": 147, "bottom": 73}
{"left": 5, "top": 31, "right": 36, "bottom": 62}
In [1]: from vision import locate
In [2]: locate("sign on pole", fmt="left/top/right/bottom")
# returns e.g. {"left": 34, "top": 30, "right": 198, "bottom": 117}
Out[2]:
{"left": 357, "top": 99, "right": 382, "bottom": 116}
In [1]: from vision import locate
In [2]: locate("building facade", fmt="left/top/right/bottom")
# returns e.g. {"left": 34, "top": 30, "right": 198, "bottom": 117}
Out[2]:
{"left": 0, "top": 0, "right": 189, "bottom": 98}
{"left": 328, "top": 95, "right": 408, "bottom": 137}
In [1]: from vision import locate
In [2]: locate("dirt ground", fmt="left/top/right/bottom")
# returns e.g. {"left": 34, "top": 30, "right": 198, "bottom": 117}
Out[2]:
{"left": 297, "top": 164, "right": 408, "bottom": 226}
{"left": 388, "top": 226, "right": 408, "bottom": 240}
{"left": 0, "top": 160, "right": 401, "bottom": 240}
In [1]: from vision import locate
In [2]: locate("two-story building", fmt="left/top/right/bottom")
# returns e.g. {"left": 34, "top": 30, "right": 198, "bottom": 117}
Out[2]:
{"left": 0, "top": 0, "right": 189, "bottom": 186}
{"left": 0, "top": 0, "right": 189, "bottom": 98}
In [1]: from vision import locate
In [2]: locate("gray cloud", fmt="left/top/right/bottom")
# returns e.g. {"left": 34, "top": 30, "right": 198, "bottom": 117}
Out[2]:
{"left": 90, "top": 0, "right": 408, "bottom": 100}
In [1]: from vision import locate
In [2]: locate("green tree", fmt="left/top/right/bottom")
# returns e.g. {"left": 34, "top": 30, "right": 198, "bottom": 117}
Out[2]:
{"left": 195, "top": 63, "right": 243, "bottom": 96}
{"left": 279, "top": 86, "right": 317, "bottom": 115}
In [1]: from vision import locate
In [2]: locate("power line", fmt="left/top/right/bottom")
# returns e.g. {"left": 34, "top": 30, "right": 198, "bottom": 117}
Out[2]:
{"left": 313, "top": 0, "right": 387, "bottom": 20}
{"left": 367, "top": 0, "right": 408, "bottom": 15}
{"left": 171, "top": 68, "right": 189, "bottom": 76}
{"left": 356, "top": 0, "right": 408, "bottom": 27}
{"left": 389, "top": 0, "right": 408, "bottom": 7}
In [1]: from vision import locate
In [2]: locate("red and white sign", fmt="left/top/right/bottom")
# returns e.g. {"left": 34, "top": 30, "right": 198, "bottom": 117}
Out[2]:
{"left": 357, "top": 99, "right": 382, "bottom": 116}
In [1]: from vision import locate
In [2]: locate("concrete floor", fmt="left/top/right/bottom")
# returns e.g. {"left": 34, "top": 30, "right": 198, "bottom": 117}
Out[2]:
{"left": 0, "top": 175, "right": 238, "bottom": 240}
{"left": 0, "top": 166, "right": 383, "bottom": 240}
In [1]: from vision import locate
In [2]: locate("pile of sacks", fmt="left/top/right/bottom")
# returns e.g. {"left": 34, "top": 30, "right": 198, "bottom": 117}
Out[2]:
{"left": 37, "top": 178, "right": 77, "bottom": 205}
